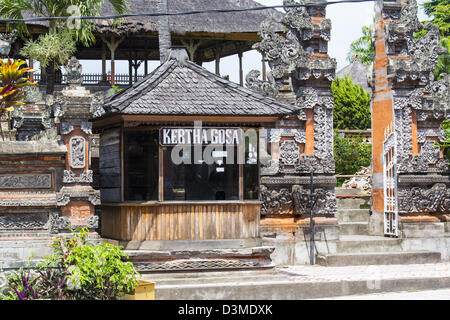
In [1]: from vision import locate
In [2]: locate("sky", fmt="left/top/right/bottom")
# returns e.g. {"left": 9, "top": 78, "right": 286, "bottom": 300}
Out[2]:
{"left": 71, "top": 0, "right": 429, "bottom": 84}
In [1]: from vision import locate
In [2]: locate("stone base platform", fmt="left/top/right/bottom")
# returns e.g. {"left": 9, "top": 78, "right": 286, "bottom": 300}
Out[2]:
{"left": 124, "top": 246, "right": 275, "bottom": 273}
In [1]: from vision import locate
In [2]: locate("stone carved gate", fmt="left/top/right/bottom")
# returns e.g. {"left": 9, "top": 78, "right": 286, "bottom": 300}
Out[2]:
{"left": 248, "top": 0, "right": 337, "bottom": 223}
{"left": 372, "top": 0, "right": 449, "bottom": 236}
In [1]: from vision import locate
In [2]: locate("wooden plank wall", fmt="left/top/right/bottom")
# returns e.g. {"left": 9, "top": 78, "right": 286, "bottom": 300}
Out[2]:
{"left": 101, "top": 203, "right": 260, "bottom": 241}
{"left": 99, "top": 128, "right": 121, "bottom": 203}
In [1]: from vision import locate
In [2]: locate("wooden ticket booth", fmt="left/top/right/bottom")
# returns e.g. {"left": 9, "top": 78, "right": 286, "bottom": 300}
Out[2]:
{"left": 93, "top": 48, "right": 296, "bottom": 248}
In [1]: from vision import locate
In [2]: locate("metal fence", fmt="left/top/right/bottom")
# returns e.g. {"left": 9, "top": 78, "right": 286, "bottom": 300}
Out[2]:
{"left": 34, "top": 73, "right": 145, "bottom": 85}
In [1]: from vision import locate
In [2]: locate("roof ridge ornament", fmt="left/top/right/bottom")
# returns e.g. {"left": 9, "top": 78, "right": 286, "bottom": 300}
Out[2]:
{"left": 168, "top": 47, "right": 189, "bottom": 65}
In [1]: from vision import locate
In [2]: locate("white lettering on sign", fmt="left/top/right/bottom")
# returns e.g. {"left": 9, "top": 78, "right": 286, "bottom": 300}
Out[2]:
{"left": 160, "top": 128, "right": 243, "bottom": 146}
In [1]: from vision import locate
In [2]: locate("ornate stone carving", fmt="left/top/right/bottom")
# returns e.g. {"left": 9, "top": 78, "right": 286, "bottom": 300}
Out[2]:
{"left": 80, "top": 121, "right": 92, "bottom": 135}
{"left": 63, "top": 170, "right": 93, "bottom": 184}
{"left": 260, "top": 185, "right": 293, "bottom": 215}
{"left": 70, "top": 136, "right": 86, "bottom": 169}
{"left": 387, "top": 0, "right": 446, "bottom": 78}
{"left": 0, "top": 31, "right": 17, "bottom": 56}
{"left": 314, "top": 105, "right": 334, "bottom": 162}
{"left": 245, "top": 70, "right": 279, "bottom": 98}
{"left": 297, "top": 87, "right": 334, "bottom": 110}
{"left": 0, "top": 174, "right": 51, "bottom": 189}
{"left": 292, "top": 185, "right": 337, "bottom": 215}
{"left": 269, "top": 128, "right": 306, "bottom": 144}
{"left": 61, "top": 122, "right": 75, "bottom": 135}
{"left": 254, "top": 19, "right": 309, "bottom": 80}
{"left": 295, "top": 155, "right": 335, "bottom": 174}
{"left": 64, "top": 56, "right": 83, "bottom": 85}
{"left": 398, "top": 183, "right": 450, "bottom": 214}
{"left": 88, "top": 192, "right": 101, "bottom": 206}
{"left": 56, "top": 188, "right": 101, "bottom": 206}
{"left": 261, "top": 159, "right": 280, "bottom": 176}
{"left": 87, "top": 215, "right": 99, "bottom": 229}
{"left": 0, "top": 214, "right": 48, "bottom": 230}
{"left": 93, "top": 104, "right": 106, "bottom": 118}
{"left": 279, "top": 140, "right": 299, "bottom": 165}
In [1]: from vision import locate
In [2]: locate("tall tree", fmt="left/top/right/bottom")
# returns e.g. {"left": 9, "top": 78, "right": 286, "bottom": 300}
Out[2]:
{"left": 347, "top": 24, "right": 375, "bottom": 66}
{"left": 0, "top": 0, "right": 129, "bottom": 94}
{"left": 331, "top": 75, "right": 371, "bottom": 130}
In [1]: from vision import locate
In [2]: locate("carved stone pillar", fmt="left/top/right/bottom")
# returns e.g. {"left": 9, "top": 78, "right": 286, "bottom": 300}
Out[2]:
{"left": 373, "top": 0, "right": 449, "bottom": 236}
{"left": 250, "top": 0, "right": 338, "bottom": 236}
{"left": 54, "top": 57, "right": 100, "bottom": 232}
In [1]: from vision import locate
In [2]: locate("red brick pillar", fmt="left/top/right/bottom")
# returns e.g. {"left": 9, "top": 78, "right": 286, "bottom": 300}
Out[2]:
{"left": 370, "top": 0, "right": 395, "bottom": 235}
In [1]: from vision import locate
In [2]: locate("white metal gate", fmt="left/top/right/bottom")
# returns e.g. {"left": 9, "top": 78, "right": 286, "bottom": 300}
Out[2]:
{"left": 382, "top": 122, "right": 399, "bottom": 237}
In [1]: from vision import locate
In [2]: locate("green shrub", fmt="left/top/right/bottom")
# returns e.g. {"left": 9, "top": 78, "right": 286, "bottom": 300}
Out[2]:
{"left": 436, "top": 119, "right": 450, "bottom": 163}
{"left": 334, "top": 133, "right": 372, "bottom": 186}
{"left": 1, "top": 228, "right": 139, "bottom": 300}
{"left": 332, "top": 75, "right": 371, "bottom": 130}
{"left": 41, "top": 228, "right": 139, "bottom": 300}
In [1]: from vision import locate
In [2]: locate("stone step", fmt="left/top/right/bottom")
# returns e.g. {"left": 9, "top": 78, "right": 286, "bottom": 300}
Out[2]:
{"left": 337, "top": 235, "right": 403, "bottom": 253}
{"left": 337, "top": 197, "right": 371, "bottom": 210}
{"left": 339, "top": 222, "right": 369, "bottom": 235}
{"left": 147, "top": 271, "right": 289, "bottom": 286}
{"left": 337, "top": 209, "right": 370, "bottom": 223}
{"left": 316, "top": 251, "right": 442, "bottom": 266}
{"left": 149, "top": 264, "right": 450, "bottom": 300}
{"left": 125, "top": 246, "right": 275, "bottom": 273}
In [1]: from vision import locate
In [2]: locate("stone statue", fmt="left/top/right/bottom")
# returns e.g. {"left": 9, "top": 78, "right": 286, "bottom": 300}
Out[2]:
{"left": 65, "top": 56, "right": 83, "bottom": 85}
{"left": 0, "top": 31, "right": 17, "bottom": 57}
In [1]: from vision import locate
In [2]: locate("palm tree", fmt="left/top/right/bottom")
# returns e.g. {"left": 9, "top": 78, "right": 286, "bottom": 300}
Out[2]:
{"left": 0, "top": 0, "right": 129, "bottom": 94}
{"left": 347, "top": 24, "right": 375, "bottom": 66}
{"left": 158, "top": 0, "right": 172, "bottom": 64}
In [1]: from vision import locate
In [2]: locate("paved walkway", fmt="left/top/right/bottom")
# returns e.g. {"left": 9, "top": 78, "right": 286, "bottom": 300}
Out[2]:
{"left": 317, "top": 288, "right": 450, "bottom": 300}
{"left": 279, "top": 262, "right": 450, "bottom": 283}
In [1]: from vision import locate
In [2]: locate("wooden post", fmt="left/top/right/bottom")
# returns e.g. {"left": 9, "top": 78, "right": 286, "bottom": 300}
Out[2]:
{"left": 102, "top": 41, "right": 107, "bottom": 82}
{"left": 215, "top": 46, "right": 221, "bottom": 76}
{"left": 144, "top": 42, "right": 149, "bottom": 75}
{"left": 262, "top": 58, "right": 267, "bottom": 81}
{"left": 29, "top": 58, "right": 34, "bottom": 82}
{"left": 181, "top": 39, "right": 202, "bottom": 62}
{"left": 159, "top": 146, "right": 164, "bottom": 202}
{"left": 128, "top": 43, "right": 133, "bottom": 85}
{"left": 238, "top": 51, "right": 244, "bottom": 86}
{"left": 101, "top": 35, "right": 124, "bottom": 86}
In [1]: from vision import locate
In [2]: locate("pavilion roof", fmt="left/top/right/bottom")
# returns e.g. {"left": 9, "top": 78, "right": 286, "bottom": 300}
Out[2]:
{"left": 18, "top": 0, "right": 285, "bottom": 36}
{"left": 102, "top": 47, "right": 297, "bottom": 117}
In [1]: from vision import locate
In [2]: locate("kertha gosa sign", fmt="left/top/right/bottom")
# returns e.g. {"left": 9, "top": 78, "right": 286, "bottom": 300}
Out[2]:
{"left": 160, "top": 127, "right": 244, "bottom": 146}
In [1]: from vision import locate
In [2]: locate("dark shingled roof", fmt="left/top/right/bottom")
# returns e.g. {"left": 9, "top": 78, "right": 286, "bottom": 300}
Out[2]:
{"left": 96, "top": 0, "right": 284, "bottom": 34}
{"left": 337, "top": 61, "right": 372, "bottom": 94}
{"left": 104, "top": 48, "right": 296, "bottom": 116}
{"left": 20, "top": 0, "right": 284, "bottom": 35}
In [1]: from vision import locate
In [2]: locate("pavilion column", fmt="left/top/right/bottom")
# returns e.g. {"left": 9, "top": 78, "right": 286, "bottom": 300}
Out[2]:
{"left": 101, "top": 42, "right": 107, "bottom": 82}
{"left": 262, "top": 58, "right": 267, "bottom": 81}
{"left": 29, "top": 58, "right": 34, "bottom": 82}
{"left": 238, "top": 51, "right": 243, "bottom": 86}
{"left": 133, "top": 57, "right": 141, "bottom": 83}
{"left": 181, "top": 39, "right": 202, "bottom": 63}
{"left": 144, "top": 42, "right": 149, "bottom": 75}
{"left": 128, "top": 43, "right": 133, "bottom": 85}
{"left": 215, "top": 46, "right": 222, "bottom": 76}
{"left": 101, "top": 35, "right": 124, "bottom": 86}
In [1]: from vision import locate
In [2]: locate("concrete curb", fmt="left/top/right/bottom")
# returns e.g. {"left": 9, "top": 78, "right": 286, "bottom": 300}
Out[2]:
{"left": 154, "top": 276, "right": 450, "bottom": 300}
